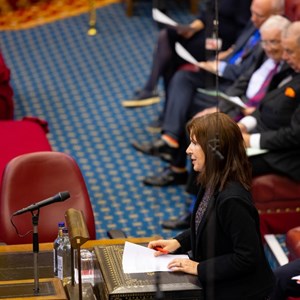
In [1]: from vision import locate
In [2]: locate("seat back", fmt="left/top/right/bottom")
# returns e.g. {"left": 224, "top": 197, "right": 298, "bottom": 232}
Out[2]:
{"left": 285, "top": 0, "right": 300, "bottom": 21}
{"left": 252, "top": 174, "right": 300, "bottom": 212}
{"left": 0, "top": 151, "right": 96, "bottom": 244}
{"left": 252, "top": 174, "right": 300, "bottom": 237}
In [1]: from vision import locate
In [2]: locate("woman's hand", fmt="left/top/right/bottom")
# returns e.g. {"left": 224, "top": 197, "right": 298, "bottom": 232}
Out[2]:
{"left": 148, "top": 239, "right": 181, "bottom": 256}
{"left": 178, "top": 19, "right": 204, "bottom": 39}
{"left": 168, "top": 258, "right": 199, "bottom": 275}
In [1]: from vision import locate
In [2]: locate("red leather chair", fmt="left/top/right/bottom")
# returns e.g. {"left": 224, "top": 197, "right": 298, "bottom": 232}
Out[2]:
{"left": 251, "top": 174, "right": 300, "bottom": 237}
{"left": 0, "top": 118, "right": 52, "bottom": 180}
{"left": 0, "top": 151, "right": 96, "bottom": 245}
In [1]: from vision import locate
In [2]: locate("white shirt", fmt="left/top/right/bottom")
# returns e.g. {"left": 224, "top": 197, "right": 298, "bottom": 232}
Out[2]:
{"left": 246, "top": 58, "right": 277, "bottom": 99}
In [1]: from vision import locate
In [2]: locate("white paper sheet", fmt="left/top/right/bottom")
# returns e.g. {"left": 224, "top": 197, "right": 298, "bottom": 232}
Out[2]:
{"left": 175, "top": 42, "right": 199, "bottom": 65}
{"left": 246, "top": 148, "right": 269, "bottom": 157}
{"left": 292, "top": 275, "right": 300, "bottom": 281}
{"left": 197, "top": 88, "right": 247, "bottom": 109}
{"left": 122, "top": 241, "right": 189, "bottom": 273}
{"left": 152, "top": 8, "right": 178, "bottom": 27}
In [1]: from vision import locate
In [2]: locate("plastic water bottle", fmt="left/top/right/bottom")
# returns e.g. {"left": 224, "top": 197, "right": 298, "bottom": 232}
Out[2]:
{"left": 53, "top": 222, "right": 65, "bottom": 277}
{"left": 57, "top": 227, "right": 71, "bottom": 285}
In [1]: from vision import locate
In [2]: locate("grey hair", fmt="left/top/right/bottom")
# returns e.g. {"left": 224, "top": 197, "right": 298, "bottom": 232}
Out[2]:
{"left": 260, "top": 15, "right": 291, "bottom": 33}
{"left": 282, "top": 21, "right": 300, "bottom": 45}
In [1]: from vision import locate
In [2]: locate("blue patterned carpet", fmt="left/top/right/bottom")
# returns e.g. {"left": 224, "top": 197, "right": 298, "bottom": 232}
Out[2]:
{"left": 0, "top": 2, "right": 196, "bottom": 239}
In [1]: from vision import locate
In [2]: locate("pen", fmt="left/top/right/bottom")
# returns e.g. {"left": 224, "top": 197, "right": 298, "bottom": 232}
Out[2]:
{"left": 154, "top": 246, "right": 169, "bottom": 254}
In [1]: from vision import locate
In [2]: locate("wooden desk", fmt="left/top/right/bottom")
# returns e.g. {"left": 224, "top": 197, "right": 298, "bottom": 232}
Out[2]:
{"left": 0, "top": 237, "right": 159, "bottom": 299}
{"left": 0, "top": 237, "right": 202, "bottom": 300}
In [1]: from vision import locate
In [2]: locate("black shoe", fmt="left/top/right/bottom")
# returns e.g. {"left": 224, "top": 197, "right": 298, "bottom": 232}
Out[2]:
{"left": 143, "top": 167, "right": 188, "bottom": 186}
{"left": 132, "top": 138, "right": 176, "bottom": 162}
{"left": 161, "top": 213, "right": 191, "bottom": 230}
{"left": 147, "top": 118, "right": 162, "bottom": 133}
{"left": 122, "top": 90, "right": 160, "bottom": 107}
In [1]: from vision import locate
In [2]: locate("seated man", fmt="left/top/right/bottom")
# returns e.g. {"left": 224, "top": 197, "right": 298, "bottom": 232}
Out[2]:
{"left": 122, "top": 0, "right": 252, "bottom": 111}
{"left": 164, "top": 20, "right": 300, "bottom": 230}
{"left": 124, "top": 0, "right": 283, "bottom": 138}
{"left": 132, "top": 14, "right": 290, "bottom": 187}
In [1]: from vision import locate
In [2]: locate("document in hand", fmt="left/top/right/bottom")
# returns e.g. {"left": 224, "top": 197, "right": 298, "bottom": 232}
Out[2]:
{"left": 246, "top": 148, "right": 269, "bottom": 157}
{"left": 292, "top": 275, "right": 300, "bottom": 284}
{"left": 175, "top": 42, "right": 199, "bottom": 66}
{"left": 197, "top": 87, "right": 247, "bottom": 109}
{"left": 122, "top": 241, "right": 189, "bottom": 273}
{"left": 152, "top": 8, "right": 192, "bottom": 32}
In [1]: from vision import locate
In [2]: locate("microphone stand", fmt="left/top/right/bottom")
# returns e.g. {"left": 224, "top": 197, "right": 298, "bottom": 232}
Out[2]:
{"left": 31, "top": 210, "right": 40, "bottom": 295}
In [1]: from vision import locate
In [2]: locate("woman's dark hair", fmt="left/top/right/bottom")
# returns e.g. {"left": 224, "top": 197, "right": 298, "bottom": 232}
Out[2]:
{"left": 186, "top": 112, "right": 252, "bottom": 191}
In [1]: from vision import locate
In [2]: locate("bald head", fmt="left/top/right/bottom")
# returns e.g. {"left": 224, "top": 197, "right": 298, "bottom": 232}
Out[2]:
{"left": 251, "top": 0, "right": 284, "bottom": 29}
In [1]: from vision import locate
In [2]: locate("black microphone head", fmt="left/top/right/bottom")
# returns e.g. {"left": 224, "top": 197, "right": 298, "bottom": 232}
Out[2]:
{"left": 59, "top": 191, "right": 70, "bottom": 201}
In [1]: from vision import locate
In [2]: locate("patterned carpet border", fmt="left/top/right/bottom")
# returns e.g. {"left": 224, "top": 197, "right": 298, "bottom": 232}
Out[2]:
{"left": 0, "top": 0, "right": 120, "bottom": 31}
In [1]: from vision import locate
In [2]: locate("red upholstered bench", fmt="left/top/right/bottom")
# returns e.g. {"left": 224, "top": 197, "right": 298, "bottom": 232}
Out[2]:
{"left": 251, "top": 174, "right": 300, "bottom": 237}
{"left": 0, "top": 117, "right": 52, "bottom": 180}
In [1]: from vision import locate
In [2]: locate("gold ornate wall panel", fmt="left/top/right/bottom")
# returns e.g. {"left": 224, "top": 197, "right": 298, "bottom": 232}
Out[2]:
{"left": 0, "top": 0, "right": 120, "bottom": 30}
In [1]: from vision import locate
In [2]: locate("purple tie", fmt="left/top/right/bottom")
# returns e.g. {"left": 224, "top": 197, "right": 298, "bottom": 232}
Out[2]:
{"left": 246, "top": 63, "right": 279, "bottom": 107}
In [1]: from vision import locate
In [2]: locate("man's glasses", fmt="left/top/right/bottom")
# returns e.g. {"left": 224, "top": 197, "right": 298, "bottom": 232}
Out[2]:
{"left": 260, "top": 40, "right": 281, "bottom": 47}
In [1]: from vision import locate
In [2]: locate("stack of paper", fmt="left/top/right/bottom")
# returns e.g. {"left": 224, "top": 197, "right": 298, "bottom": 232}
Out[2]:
{"left": 122, "top": 241, "right": 189, "bottom": 273}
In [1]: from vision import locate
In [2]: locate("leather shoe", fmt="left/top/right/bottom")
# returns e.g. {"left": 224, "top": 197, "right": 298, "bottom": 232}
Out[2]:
{"left": 143, "top": 167, "right": 188, "bottom": 186}
{"left": 132, "top": 138, "right": 176, "bottom": 162}
{"left": 161, "top": 213, "right": 191, "bottom": 230}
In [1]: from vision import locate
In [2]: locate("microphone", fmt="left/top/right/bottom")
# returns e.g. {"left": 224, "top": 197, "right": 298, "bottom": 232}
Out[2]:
{"left": 13, "top": 191, "right": 70, "bottom": 216}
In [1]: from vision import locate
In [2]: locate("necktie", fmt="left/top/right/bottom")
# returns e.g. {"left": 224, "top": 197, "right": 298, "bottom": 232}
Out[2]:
{"left": 246, "top": 62, "right": 279, "bottom": 107}
{"left": 229, "top": 30, "right": 260, "bottom": 65}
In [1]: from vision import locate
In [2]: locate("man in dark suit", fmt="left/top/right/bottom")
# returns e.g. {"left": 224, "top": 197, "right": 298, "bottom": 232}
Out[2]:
{"left": 122, "top": 0, "right": 252, "bottom": 109}
{"left": 132, "top": 1, "right": 286, "bottom": 187}
{"left": 239, "top": 21, "right": 300, "bottom": 182}
{"left": 164, "top": 20, "right": 300, "bottom": 230}
{"left": 270, "top": 258, "right": 300, "bottom": 299}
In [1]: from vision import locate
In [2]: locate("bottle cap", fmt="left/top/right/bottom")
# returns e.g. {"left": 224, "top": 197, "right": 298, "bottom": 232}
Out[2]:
{"left": 58, "top": 222, "right": 65, "bottom": 227}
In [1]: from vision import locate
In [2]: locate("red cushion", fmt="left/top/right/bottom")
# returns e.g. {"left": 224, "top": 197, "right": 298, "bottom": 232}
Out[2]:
{"left": 178, "top": 63, "right": 199, "bottom": 72}
{"left": 260, "top": 212, "right": 300, "bottom": 237}
{"left": 0, "top": 118, "right": 52, "bottom": 179}
{"left": 252, "top": 175, "right": 300, "bottom": 212}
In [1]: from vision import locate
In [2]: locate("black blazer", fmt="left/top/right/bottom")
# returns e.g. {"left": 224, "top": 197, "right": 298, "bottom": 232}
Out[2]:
{"left": 175, "top": 182, "right": 274, "bottom": 300}
{"left": 252, "top": 71, "right": 300, "bottom": 181}
{"left": 220, "top": 61, "right": 292, "bottom": 118}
